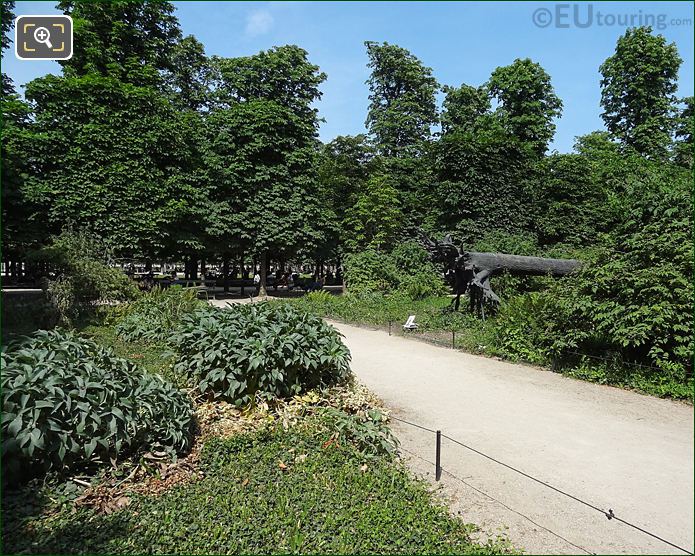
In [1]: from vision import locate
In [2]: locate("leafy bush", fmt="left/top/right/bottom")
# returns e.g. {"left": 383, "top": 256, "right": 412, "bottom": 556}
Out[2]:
{"left": 34, "top": 231, "right": 139, "bottom": 326}
{"left": 1, "top": 329, "right": 194, "bottom": 481}
{"left": 116, "top": 286, "right": 202, "bottom": 342}
{"left": 344, "top": 242, "right": 447, "bottom": 299}
{"left": 343, "top": 249, "right": 398, "bottom": 294}
{"left": 493, "top": 293, "right": 557, "bottom": 364}
{"left": 540, "top": 176, "right": 693, "bottom": 375}
{"left": 321, "top": 407, "right": 398, "bottom": 459}
{"left": 398, "top": 271, "right": 449, "bottom": 300}
{"left": 172, "top": 303, "right": 351, "bottom": 404}
{"left": 390, "top": 240, "right": 435, "bottom": 272}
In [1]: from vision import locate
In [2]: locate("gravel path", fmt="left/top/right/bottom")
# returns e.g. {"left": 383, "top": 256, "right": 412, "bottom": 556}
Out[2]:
{"left": 330, "top": 321, "right": 694, "bottom": 555}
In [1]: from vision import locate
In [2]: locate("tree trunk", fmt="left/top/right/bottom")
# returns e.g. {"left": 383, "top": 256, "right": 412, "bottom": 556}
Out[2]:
{"left": 191, "top": 256, "right": 198, "bottom": 280}
{"left": 259, "top": 251, "right": 268, "bottom": 297}
{"left": 239, "top": 253, "right": 245, "bottom": 296}
{"left": 464, "top": 252, "right": 581, "bottom": 277}
{"left": 222, "top": 257, "right": 230, "bottom": 293}
{"left": 200, "top": 258, "right": 206, "bottom": 279}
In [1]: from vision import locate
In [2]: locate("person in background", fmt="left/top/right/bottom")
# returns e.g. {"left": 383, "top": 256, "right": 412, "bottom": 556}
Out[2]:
{"left": 253, "top": 270, "right": 261, "bottom": 295}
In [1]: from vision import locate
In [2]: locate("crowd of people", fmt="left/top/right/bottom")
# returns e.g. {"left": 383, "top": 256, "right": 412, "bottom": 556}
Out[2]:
{"left": 124, "top": 263, "right": 342, "bottom": 295}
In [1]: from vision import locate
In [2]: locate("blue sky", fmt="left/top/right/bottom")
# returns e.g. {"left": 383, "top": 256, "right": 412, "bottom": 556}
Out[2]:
{"left": 3, "top": 1, "right": 694, "bottom": 152}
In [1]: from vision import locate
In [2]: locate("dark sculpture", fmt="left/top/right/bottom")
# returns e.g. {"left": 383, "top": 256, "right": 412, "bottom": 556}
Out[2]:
{"left": 421, "top": 234, "right": 581, "bottom": 317}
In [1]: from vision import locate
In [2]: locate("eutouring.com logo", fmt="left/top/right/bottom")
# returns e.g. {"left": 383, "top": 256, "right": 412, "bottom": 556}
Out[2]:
{"left": 532, "top": 4, "right": 692, "bottom": 30}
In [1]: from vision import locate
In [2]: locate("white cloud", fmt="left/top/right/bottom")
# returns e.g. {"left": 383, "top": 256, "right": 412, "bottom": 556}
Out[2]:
{"left": 245, "top": 10, "right": 274, "bottom": 37}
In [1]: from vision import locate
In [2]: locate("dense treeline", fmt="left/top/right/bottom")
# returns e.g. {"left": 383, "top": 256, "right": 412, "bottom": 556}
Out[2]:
{"left": 1, "top": 1, "right": 692, "bottom": 378}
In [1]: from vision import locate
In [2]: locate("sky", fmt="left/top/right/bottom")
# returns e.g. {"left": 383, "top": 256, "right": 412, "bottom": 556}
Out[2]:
{"left": 3, "top": 1, "right": 694, "bottom": 153}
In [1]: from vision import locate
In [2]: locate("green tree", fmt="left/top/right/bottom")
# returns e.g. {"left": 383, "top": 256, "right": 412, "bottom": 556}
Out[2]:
{"left": 363, "top": 42, "right": 438, "bottom": 232}
{"left": 673, "top": 96, "right": 693, "bottom": 168}
{"left": 1, "top": 0, "right": 15, "bottom": 94}
{"left": 364, "top": 41, "right": 439, "bottom": 158}
{"left": 434, "top": 85, "right": 536, "bottom": 243}
{"left": 343, "top": 174, "right": 402, "bottom": 252}
{"left": 599, "top": 26, "right": 682, "bottom": 159}
{"left": 316, "top": 135, "right": 376, "bottom": 265}
{"left": 534, "top": 153, "right": 612, "bottom": 247}
{"left": 24, "top": 74, "right": 204, "bottom": 259}
{"left": 212, "top": 45, "right": 326, "bottom": 122}
{"left": 165, "top": 35, "right": 212, "bottom": 111}
{"left": 58, "top": 0, "right": 181, "bottom": 87}
{"left": 487, "top": 58, "right": 562, "bottom": 156}
{"left": 205, "top": 46, "right": 326, "bottom": 295}
{"left": 440, "top": 84, "right": 490, "bottom": 134}
{"left": 1, "top": 0, "right": 13, "bottom": 52}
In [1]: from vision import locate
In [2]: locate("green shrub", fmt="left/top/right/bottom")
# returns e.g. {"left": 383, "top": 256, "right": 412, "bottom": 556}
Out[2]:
{"left": 1, "top": 329, "right": 194, "bottom": 481}
{"left": 344, "top": 249, "right": 398, "bottom": 294}
{"left": 390, "top": 241, "right": 435, "bottom": 273}
{"left": 34, "top": 231, "right": 139, "bottom": 326}
{"left": 172, "top": 303, "right": 351, "bottom": 405}
{"left": 493, "top": 293, "right": 557, "bottom": 364}
{"left": 398, "top": 271, "right": 449, "bottom": 300}
{"left": 116, "top": 286, "right": 203, "bottom": 342}
{"left": 344, "top": 242, "right": 448, "bottom": 299}
{"left": 321, "top": 407, "right": 399, "bottom": 459}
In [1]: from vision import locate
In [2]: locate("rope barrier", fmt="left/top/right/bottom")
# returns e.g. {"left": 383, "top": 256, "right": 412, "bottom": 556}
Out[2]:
{"left": 389, "top": 416, "right": 693, "bottom": 555}
{"left": 399, "top": 445, "right": 594, "bottom": 555}
{"left": 439, "top": 433, "right": 693, "bottom": 555}
{"left": 389, "top": 415, "right": 437, "bottom": 434}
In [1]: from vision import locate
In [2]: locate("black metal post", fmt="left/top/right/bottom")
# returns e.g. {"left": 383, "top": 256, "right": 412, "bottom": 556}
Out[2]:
{"left": 435, "top": 430, "right": 442, "bottom": 481}
{"left": 388, "top": 321, "right": 391, "bottom": 336}
{"left": 452, "top": 330, "right": 455, "bottom": 349}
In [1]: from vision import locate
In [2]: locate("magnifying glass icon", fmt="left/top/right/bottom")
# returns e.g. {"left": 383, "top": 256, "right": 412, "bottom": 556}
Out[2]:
{"left": 33, "top": 26, "right": 53, "bottom": 49}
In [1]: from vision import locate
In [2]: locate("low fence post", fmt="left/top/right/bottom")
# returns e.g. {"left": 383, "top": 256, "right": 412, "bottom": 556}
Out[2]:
{"left": 435, "top": 430, "right": 442, "bottom": 481}
{"left": 451, "top": 330, "right": 455, "bottom": 349}
{"left": 389, "top": 320, "right": 392, "bottom": 336}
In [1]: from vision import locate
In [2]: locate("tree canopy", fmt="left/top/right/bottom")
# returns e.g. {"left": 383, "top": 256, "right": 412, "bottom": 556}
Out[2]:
{"left": 2, "top": 10, "right": 691, "bottom": 378}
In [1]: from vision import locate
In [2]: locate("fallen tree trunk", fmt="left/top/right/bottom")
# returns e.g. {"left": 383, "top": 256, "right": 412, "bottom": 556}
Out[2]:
{"left": 420, "top": 233, "right": 582, "bottom": 316}
{"left": 463, "top": 252, "right": 581, "bottom": 277}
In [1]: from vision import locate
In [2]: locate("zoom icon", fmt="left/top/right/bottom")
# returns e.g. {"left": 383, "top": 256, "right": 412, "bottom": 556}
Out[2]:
{"left": 15, "top": 15, "right": 73, "bottom": 60}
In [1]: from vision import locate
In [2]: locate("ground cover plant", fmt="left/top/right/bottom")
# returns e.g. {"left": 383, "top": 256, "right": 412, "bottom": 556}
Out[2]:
{"left": 1, "top": 329, "right": 195, "bottom": 482}
{"left": 2, "top": 412, "right": 507, "bottom": 555}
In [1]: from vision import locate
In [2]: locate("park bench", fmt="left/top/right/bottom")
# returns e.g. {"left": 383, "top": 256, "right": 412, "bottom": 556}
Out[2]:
{"left": 403, "top": 315, "right": 418, "bottom": 331}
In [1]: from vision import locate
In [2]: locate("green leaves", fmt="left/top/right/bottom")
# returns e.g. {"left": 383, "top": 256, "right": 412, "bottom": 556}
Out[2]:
{"left": 1, "top": 329, "right": 194, "bottom": 482}
{"left": 599, "top": 26, "right": 682, "bottom": 159}
{"left": 171, "top": 303, "right": 351, "bottom": 405}
{"left": 487, "top": 58, "right": 562, "bottom": 156}
{"left": 116, "top": 286, "right": 203, "bottom": 342}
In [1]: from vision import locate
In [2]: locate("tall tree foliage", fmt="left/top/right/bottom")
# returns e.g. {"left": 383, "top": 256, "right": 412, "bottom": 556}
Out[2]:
{"left": 673, "top": 96, "right": 693, "bottom": 168}
{"left": 1, "top": 0, "right": 14, "bottom": 94}
{"left": 166, "top": 35, "right": 212, "bottom": 111}
{"left": 316, "top": 135, "right": 376, "bottom": 260}
{"left": 487, "top": 58, "right": 562, "bottom": 156}
{"left": 599, "top": 26, "right": 682, "bottom": 159}
{"left": 434, "top": 81, "right": 539, "bottom": 243}
{"left": 364, "top": 41, "right": 439, "bottom": 157}
{"left": 58, "top": 0, "right": 181, "bottom": 87}
{"left": 24, "top": 75, "right": 204, "bottom": 258}
{"left": 1, "top": 3, "right": 44, "bottom": 266}
{"left": 363, "top": 42, "right": 439, "bottom": 232}
{"left": 205, "top": 46, "right": 326, "bottom": 293}
{"left": 343, "top": 174, "right": 402, "bottom": 252}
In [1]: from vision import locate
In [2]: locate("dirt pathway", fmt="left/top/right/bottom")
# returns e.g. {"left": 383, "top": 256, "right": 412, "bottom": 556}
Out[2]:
{"left": 330, "top": 321, "right": 694, "bottom": 555}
